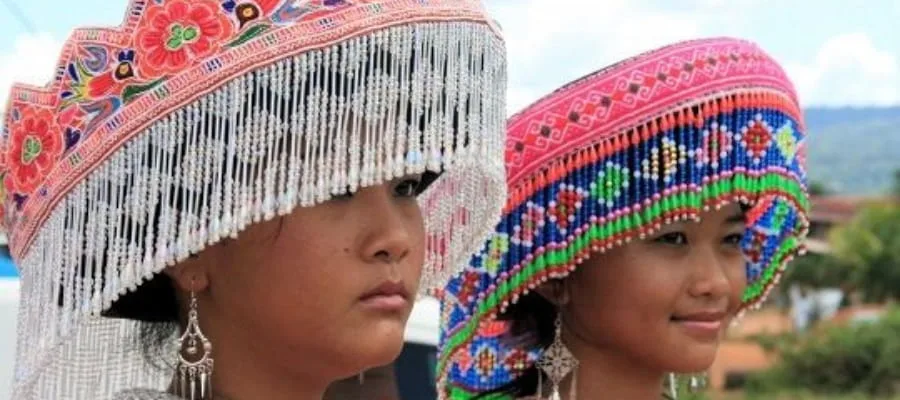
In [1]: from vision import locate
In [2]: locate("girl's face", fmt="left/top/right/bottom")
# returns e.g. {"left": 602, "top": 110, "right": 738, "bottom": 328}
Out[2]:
{"left": 561, "top": 203, "right": 747, "bottom": 373}
{"left": 171, "top": 175, "right": 427, "bottom": 384}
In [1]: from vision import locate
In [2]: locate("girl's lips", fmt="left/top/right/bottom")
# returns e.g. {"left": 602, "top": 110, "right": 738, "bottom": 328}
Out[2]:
{"left": 671, "top": 311, "right": 727, "bottom": 340}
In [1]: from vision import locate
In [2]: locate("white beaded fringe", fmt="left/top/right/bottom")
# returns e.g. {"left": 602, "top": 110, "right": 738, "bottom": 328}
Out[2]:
{"left": 12, "top": 21, "right": 507, "bottom": 400}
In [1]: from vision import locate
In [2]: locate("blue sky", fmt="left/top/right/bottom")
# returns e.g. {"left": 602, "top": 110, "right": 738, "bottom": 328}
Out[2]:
{"left": 0, "top": 0, "right": 897, "bottom": 113}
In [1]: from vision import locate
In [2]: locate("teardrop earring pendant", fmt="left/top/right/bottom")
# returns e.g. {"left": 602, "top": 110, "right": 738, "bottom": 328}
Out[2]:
{"left": 535, "top": 313, "right": 578, "bottom": 400}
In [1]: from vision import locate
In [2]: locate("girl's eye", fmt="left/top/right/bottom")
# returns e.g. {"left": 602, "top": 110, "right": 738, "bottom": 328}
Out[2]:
{"left": 653, "top": 232, "right": 688, "bottom": 246}
{"left": 331, "top": 176, "right": 424, "bottom": 201}
{"left": 395, "top": 178, "right": 423, "bottom": 197}
{"left": 333, "top": 186, "right": 355, "bottom": 200}
{"left": 723, "top": 233, "right": 744, "bottom": 247}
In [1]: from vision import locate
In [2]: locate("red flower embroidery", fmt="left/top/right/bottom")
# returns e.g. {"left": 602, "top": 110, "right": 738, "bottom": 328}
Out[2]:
{"left": 742, "top": 120, "right": 772, "bottom": 159}
{"left": 475, "top": 347, "right": 497, "bottom": 377}
{"left": 135, "top": 0, "right": 234, "bottom": 78}
{"left": 7, "top": 108, "right": 63, "bottom": 194}
{"left": 476, "top": 320, "right": 508, "bottom": 338}
{"left": 455, "top": 348, "right": 473, "bottom": 373}
{"left": 746, "top": 231, "right": 767, "bottom": 263}
{"left": 502, "top": 349, "right": 529, "bottom": 372}
{"left": 87, "top": 50, "right": 138, "bottom": 98}
{"left": 548, "top": 187, "right": 585, "bottom": 232}
{"left": 701, "top": 123, "right": 733, "bottom": 167}
{"left": 514, "top": 204, "right": 545, "bottom": 245}
{"left": 456, "top": 271, "right": 481, "bottom": 306}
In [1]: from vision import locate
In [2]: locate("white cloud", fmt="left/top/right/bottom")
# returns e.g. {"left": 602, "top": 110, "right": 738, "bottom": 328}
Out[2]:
{"left": 785, "top": 33, "right": 899, "bottom": 107}
{"left": 0, "top": 33, "right": 64, "bottom": 110}
{"left": 0, "top": 279, "right": 18, "bottom": 303}
{"left": 488, "top": 1, "right": 898, "bottom": 110}
{"left": 3, "top": 7, "right": 895, "bottom": 114}
{"left": 487, "top": 0, "right": 732, "bottom": 114}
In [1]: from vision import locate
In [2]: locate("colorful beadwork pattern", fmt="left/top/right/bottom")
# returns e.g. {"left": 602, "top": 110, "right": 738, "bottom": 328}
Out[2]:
{"left": 437, "top": 37, "right": 810, "bottom": 398}
{"left": 0, "top": 0, "right": 499, "bottom": 259}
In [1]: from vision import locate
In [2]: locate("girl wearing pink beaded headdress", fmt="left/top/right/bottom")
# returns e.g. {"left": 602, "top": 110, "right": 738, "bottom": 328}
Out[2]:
{"left": 438, "top": 37, "right": 810, "bottom": 400}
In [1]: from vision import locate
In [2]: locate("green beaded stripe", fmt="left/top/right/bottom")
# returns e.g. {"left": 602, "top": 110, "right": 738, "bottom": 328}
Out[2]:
{"left": 439, "top": 170, "right": 808, "bottom": 371}
{"left": 448, "top": 385, "right": 512, "bottom": 400}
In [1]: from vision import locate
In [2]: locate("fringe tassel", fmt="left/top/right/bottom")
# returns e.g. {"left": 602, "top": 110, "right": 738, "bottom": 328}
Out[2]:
{"left": 13, "top": 21, "right": 506, "bottom": 400}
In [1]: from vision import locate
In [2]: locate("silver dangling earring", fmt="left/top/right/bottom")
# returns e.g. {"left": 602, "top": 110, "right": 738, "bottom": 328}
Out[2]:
{"left": 357, "top": 371, "right": 366, "bottom": 400}
{"left": 688, "top": 372, "right": 707, "bottom": 393}
{"left": 175, "top": 286, "right": 214, "bottom": 400}
{"left": 667, "top": 372, "right": 678, "bottom": 399}
{"left": 536, "top": 313, "right": 578, "bottom": 400}
{"left": 665, "top": 372, "right": 707, "bottom": 399}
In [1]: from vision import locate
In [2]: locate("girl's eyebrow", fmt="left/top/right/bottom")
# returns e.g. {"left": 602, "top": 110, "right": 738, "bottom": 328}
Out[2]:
{"left": 725, "top": 213, "right": 746, "bottom": 224}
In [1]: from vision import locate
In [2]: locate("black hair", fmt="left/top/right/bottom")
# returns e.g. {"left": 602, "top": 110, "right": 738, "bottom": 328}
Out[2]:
{"left": 473, "top": 289, "right": 557, "bottom": 399}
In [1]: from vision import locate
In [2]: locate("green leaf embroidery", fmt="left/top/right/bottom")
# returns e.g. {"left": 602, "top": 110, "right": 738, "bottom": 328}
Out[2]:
{"left": 167, "top": 24, "right": 186, "bottom": 50}
{"left": 122, "top": 79, "right": 165, "bottom": 103}
{"left": 166, "top": 24, "right": 200, "bottom": 50}
{"left": 183, "top": 26, "right": 199, "bottom": 41}
{"left": 227, "top": 24, "right": 270, "bottom": 48}
{"left": 22, "top": 136, "right": 42, "bottom": 164}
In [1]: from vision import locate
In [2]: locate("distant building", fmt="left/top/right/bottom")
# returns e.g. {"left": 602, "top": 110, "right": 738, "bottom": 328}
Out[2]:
{"left": 806, "top": 195, "right": 896, "bottom": 254}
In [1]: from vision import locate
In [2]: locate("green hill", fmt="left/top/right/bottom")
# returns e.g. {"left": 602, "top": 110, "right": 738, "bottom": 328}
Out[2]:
{"left": 804, "top": 106, "right": 900, "bottom": 195}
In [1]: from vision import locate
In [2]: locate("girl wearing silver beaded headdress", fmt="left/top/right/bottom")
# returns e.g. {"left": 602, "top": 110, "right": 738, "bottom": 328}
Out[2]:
{"left": 0, "top": 1, "right": 507, "bottom": 399}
